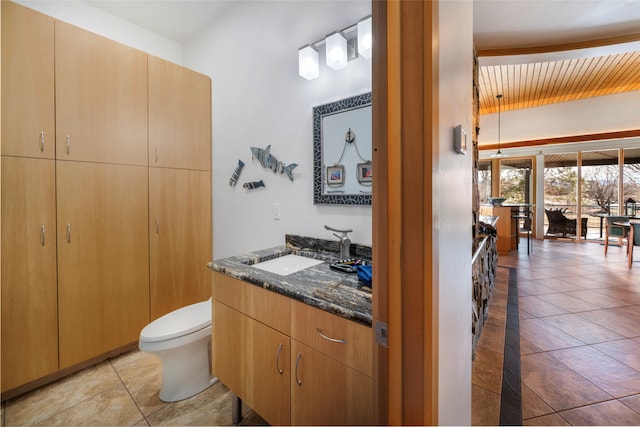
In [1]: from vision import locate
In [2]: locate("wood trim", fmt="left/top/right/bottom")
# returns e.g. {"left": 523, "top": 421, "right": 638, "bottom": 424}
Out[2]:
{"left": 374, "top": 1, "right": 438, "bottom": 424}
{"left": 480, "top": 129, "right": 640, "bottom": 152}
{"left": 371, "top": 0, "right": 388, "bottom": 423}
{"left": 477, "top": 32, "right": 640, "bottom": 57}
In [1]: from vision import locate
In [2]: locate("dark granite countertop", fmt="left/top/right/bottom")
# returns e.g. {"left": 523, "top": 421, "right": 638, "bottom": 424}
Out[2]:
{"left": 208, "top": 235, "right": 373, "bottom": 327}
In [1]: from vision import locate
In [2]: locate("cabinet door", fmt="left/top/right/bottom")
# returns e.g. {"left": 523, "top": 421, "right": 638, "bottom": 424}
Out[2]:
{"left": 291, "top": 340, "right": 373, "bottom": 426}
{"left": 57, "top": 161, "right": 149, "bottom": 368}
{"left": 212, "top": 301, "right": 291, "bottom": 426}
{"left": 149, "top": 56, "right": 211, "bottom": 171}
{"left": 1, "top": 157, "right": 58, "bottom": 392}
{"left": 149, "top": 168, "right": 211, "bottom": 319}
{"left": 55, "top": 21, "right": 148, "bottom": 166}
{"left": 1, "top": 2, "right": 55, "bottom": 158}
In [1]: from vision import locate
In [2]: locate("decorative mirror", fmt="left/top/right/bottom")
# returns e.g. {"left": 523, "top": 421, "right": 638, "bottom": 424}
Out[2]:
{"left": 313, "top": 92, "right": 372, "bottom": 205}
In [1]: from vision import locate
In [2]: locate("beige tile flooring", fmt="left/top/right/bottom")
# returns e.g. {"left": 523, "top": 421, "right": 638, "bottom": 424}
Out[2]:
{"left": 3, "top": 239, "right": 639, "bottom": 426}
{"left": 473, "top": 239, "right": 640, "bottom": 426}
{"left": 1, "top": 350, "right": 266, "bottom": 426}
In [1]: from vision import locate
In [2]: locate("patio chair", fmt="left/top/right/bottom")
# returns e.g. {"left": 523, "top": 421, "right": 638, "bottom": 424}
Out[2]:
{"left": 604, "top": 215, "right": 628, "bottom": 256}
{"left": 627, "top": 222, "right": 640, "bottom": 268}
{"left": 544, "top": 208, "right": 588, "bottom": 239}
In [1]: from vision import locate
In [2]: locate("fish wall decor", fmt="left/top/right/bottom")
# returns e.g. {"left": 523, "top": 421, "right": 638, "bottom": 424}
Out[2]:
{"left": 243, "top": 180, "right": 265, "bottom": 190}
{"left": 249, "top": 145, "right": 298, "bottom": 181}
{"left": 229, "top": 159, "right": 245, "bottom": 187}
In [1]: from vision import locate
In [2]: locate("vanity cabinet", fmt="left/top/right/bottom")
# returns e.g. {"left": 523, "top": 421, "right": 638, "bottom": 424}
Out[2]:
{"left": 149, "top": 168, "right": 212, "bottom": 319}
{"left": 1, "top": 1, "right": 55, "bottom": 158}
{"left": 211, "top": 272, "right": 373, "bottom": 426}
{"left": 55, "top": 20, "right": 148, "bottom": 166}
{"left": 149, "top": 56, "right": 211, "bottom": 171}
{"left": 1, "top": 157, "right": 59, "bottom": 391}
{"left": 56, "top": 161, "right": 150, "bottom": 368}
{"left": 290, "top": 301, "right": 373, "bottom": 425}
{"left": 211, "top": 273, "right": 291, "bottom": 426}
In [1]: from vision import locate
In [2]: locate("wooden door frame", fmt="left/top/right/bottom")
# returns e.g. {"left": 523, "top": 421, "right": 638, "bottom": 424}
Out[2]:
{"left": 372, "top": 1, "right": 439, "bottom": 424}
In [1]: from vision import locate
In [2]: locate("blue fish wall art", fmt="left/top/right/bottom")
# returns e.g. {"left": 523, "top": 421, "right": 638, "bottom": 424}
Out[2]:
{"left": 229, "top": 159, "right": 245, "bottom": 187}
{"left": 249, "top": 145, "right": 298, "bottom": 181}
{"left": 243, "top": 180, "right": 265, "bottom": 190}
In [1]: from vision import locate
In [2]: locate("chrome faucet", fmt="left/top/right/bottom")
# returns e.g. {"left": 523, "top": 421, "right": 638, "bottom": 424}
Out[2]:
{"left": 325, "top": 225, "right": 352, "bottom": 259}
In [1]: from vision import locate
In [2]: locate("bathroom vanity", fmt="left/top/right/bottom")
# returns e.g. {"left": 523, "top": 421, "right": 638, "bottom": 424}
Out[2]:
{"left": 209, "top": 235, "right": 373, "bottom": 425}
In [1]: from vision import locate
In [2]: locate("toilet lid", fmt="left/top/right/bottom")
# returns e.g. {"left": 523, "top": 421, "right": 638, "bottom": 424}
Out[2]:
{"left": 140, "top": 298, "right": 212, "bottom": 343}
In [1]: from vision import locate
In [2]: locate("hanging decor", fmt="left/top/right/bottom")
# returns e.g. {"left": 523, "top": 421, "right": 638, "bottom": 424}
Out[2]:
{"left": 243, "top": 180, "right": 265, "bottom": 190}
{"left": 228, "top": 159, "right": 245, "bottom": 187}
{"left": 249, "top": 145, "right": 298, "bottom": 181}
{"left": 326, "top": 127, "right": 371, "bottom": 188}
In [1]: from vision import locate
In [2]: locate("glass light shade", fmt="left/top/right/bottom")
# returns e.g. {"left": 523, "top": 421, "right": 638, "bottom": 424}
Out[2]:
{"left": 357, "top": 17, "right": 372, "bottom": 59}
{"left": 298, "top": 45, "right": 319, "bottom": 80}
{"left": 325, "top": 32, "right": 347, "bottom": 70}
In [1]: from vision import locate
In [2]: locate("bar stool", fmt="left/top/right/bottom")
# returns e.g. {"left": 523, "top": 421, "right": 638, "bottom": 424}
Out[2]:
{"left": 512, "top": 210, "right": 533, "bottom": 254}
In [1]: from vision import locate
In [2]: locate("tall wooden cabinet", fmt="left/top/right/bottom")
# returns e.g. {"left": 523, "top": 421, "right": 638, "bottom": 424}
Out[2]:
{"left": 148, "top": 56, "right": 212, "bottom": 319}
{"left": 1, "top": 157, "right": 58, "bottom": 391}
{"left": 149, "top": 56, "right": 211, "bottom": 171}
{"left": 149, "top": 168, "right": 212, "bottom": 319}
{"left": 1, "top": 1, "right": 212, "bottom": 394}
{"left": 55, "top": 20, "right": 148, "bottom": 166}
{"left": 56, "top": 162, "right": 150, "bottom": 368}
{"left": 1, "top": 1, "right": 55, "bottom": 158}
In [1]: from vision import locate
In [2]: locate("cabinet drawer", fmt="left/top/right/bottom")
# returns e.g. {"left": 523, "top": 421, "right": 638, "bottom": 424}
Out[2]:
{"left": 291, "top": 300, "right": 372, "bottom": 376}
{"left": 211, "top": 272, "right": 290, "bottom": 335}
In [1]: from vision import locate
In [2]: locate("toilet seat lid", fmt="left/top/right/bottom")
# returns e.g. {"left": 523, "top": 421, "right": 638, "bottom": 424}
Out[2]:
{"left": 140, "top": 298, "right": 212, "bottom": 343}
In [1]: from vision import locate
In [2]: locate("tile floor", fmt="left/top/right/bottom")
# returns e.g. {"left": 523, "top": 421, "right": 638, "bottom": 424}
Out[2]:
{"left": 473, "top": 238, "right": 640, "bottom": 426}
{"left": 3, "top": 239, "right": 639, "bottom": 426}
{"left": 1, "top": 350, "right": 267, "bottom": 426}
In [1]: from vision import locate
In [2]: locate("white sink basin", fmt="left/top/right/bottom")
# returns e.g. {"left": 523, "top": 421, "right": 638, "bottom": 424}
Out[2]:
{"left": 252, "top": 254, "right": 324, "bottom": 276}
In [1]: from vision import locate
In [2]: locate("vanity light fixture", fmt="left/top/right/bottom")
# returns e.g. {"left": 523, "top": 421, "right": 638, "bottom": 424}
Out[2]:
{"left": 298, "top": 45, "right": 320, "bottom": 80}
{"left": 297, "top": 15, "right": 372, "bottom": 80}
{"left": 490, "top": 94, "right": 507, "bottom": 158}
{"left": 357, "top": 16, "right": 372, "bottom": 59}
{"left": 325, "top": 32, "right": 348, "bottom": 70}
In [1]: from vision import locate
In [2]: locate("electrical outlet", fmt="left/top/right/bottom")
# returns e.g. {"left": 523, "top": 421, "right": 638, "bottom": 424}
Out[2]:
{"left": 272, "top": 203, "right": 281, "bottom": 220}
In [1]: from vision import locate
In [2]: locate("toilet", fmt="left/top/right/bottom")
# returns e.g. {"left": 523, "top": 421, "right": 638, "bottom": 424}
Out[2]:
{"left": 139, "top": 297, "right": 218, "bottom": 402}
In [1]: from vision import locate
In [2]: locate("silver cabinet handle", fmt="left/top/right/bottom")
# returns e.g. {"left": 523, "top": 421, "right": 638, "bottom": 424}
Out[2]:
{"left": 66, "top": 135, "right": 70, "bottom": 155}
{"left": 275, "top": 343, "right": 283, "bottom": 375}
{"left": 155, "top": 218, "right": 159, "bottom": 234}
{"left": 316, "top": 328, "right": 347, "bottom": 344}
{"left": 295, "top": 352, "right": 302, "bottom": 385}
{"left": 41, "top": 225, "right": 45, "bottom": 246}
{"left": 40, "top": 131, "right": 45, "bottom": 152}
{"left": 67, "top": 224, "right": 71, "bottom": 243}
{"left": 155, "top": 147, "right": 158, "bottom": 163}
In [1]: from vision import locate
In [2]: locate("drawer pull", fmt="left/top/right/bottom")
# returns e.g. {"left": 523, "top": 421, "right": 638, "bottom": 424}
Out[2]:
{"left": 316, "top": 328, "right": 347, "bottom": 344}
{"left": 295, "top": 352, "right": 302, "bottom": 385}
{"left": 66, "top": 135, "right": 70, "bottom": 155}
{"left": 67, "top": 224, "right": 71, "bottom": 243}
{"left": 275, "top": 343, "right": 284, "bottom": 375}
{"left": 40, "top": 131, "right": 45, "bottom": 152}
{"left": 41, "top": 225, "right": 46, "bottom": 246}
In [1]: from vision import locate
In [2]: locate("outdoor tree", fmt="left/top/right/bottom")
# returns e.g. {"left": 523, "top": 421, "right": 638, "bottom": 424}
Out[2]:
{"left": 582, "top": 165, "right": 618, "bottom": 213}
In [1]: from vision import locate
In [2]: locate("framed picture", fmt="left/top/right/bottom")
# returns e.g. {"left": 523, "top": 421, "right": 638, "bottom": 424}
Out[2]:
{"left": 357, "top": 161, "right": 372, "bottom": 184}
{"left": 326, "top": 165, "right": 345, "bottom": 186}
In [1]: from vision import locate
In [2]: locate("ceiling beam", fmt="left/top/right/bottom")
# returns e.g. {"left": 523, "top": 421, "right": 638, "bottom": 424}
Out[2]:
{"left": 480, "top": 129, "right": 640, "bottom": 151}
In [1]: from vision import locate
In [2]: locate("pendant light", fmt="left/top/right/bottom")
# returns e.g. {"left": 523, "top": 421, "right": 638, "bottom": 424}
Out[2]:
{"left": 490, "top": 94, "right": 507, "bottom": 158}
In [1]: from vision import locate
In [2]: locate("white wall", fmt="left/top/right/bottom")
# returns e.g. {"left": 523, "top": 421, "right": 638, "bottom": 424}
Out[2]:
{"left": 478, "top": 90, "right": 640, "bottom": 146}
{"left": 184, "top": 1, "right": 373, "bottom": 259}
{"left": 14, "top": 0, "right": 182, "bottom": 64}
{"left": 436, "top": 1, "right": 474, "bottom": 424}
